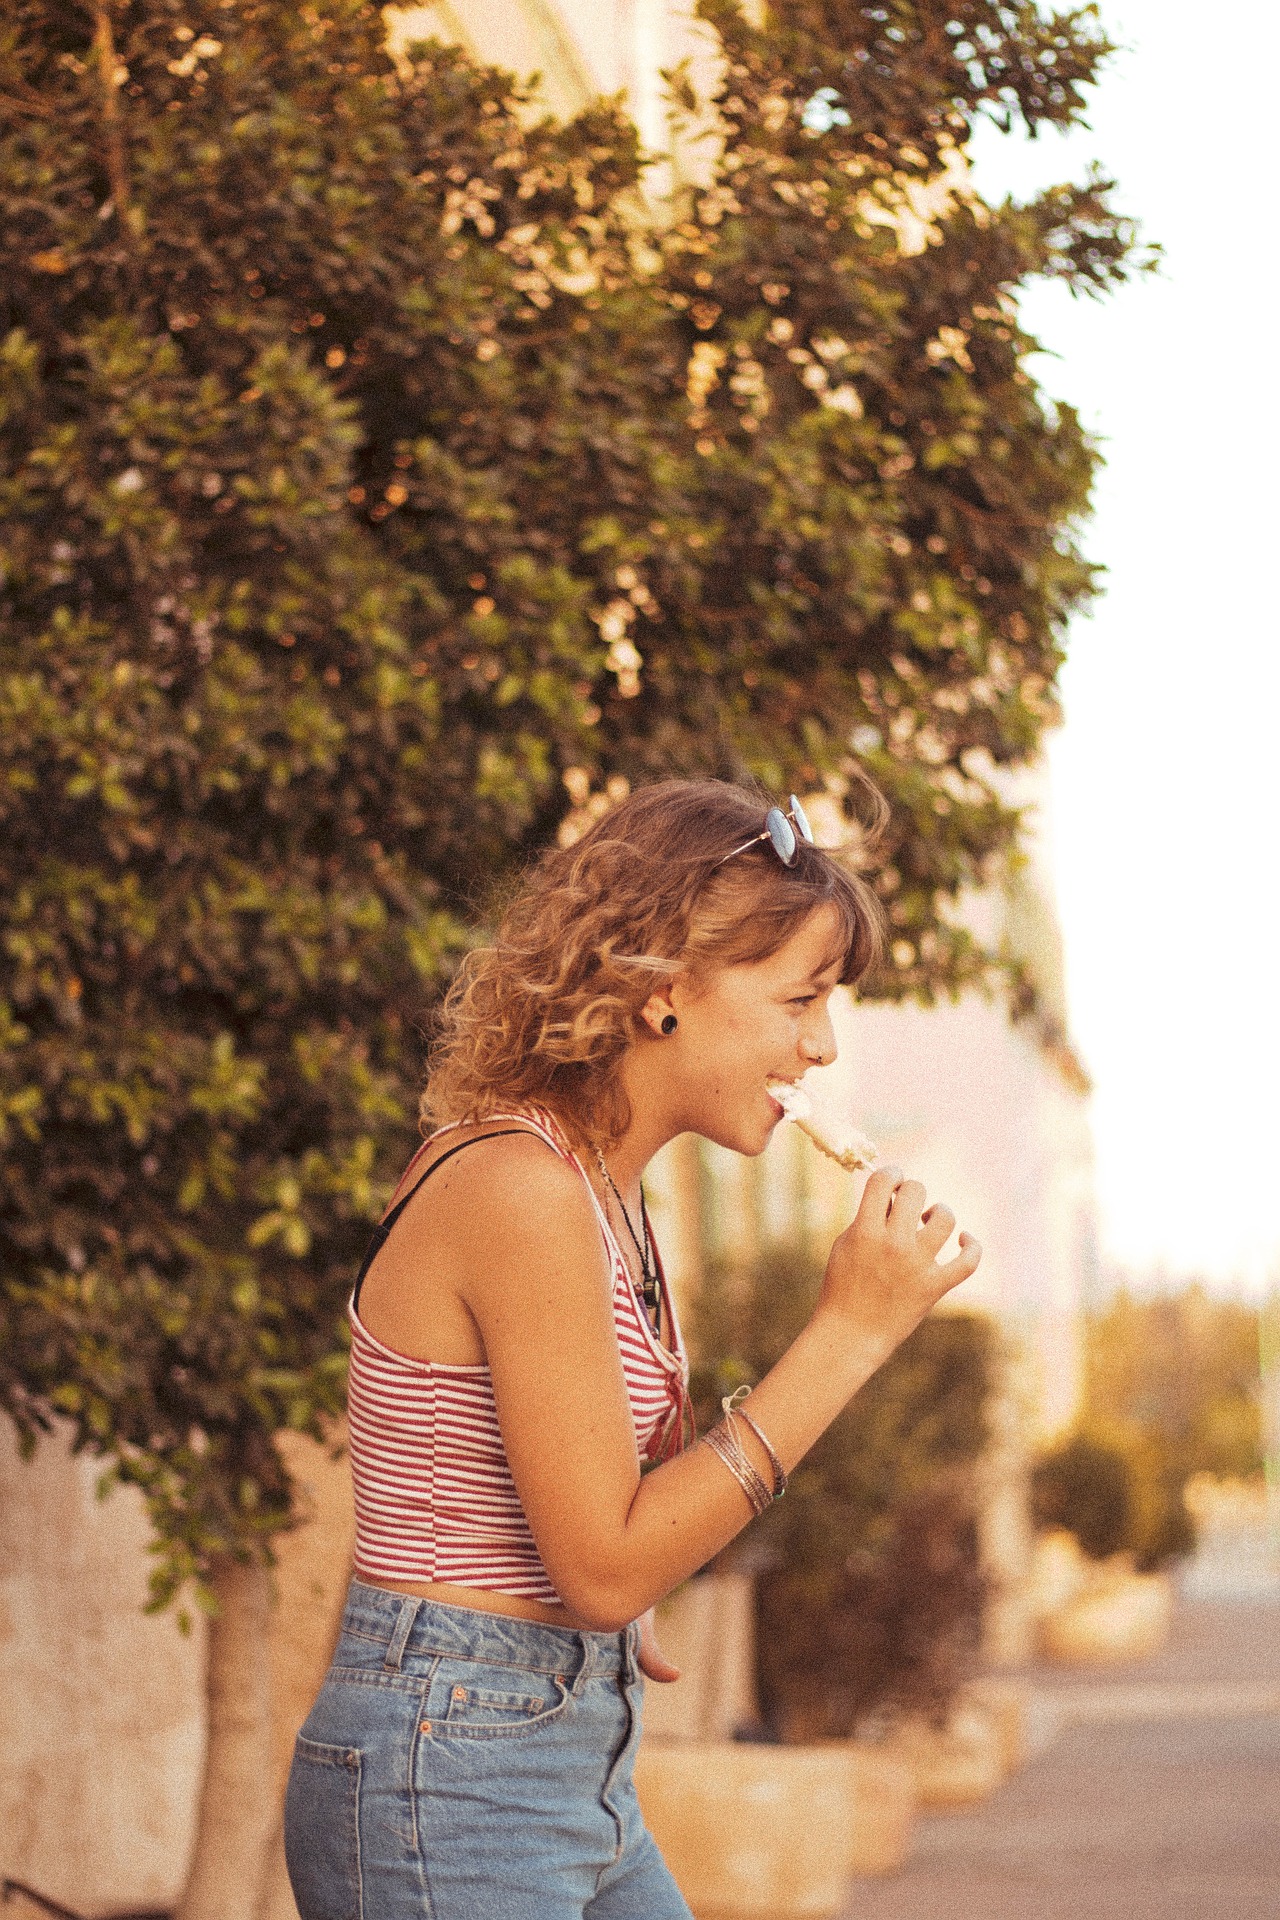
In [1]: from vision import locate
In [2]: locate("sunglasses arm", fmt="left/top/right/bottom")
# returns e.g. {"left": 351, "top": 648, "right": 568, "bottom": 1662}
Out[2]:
{"left": 715, "top": 830, "right": 770, "bottom": 868}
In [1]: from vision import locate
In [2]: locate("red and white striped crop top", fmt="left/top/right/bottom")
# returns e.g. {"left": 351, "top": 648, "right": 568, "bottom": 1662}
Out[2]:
{"left": 346, "top": 1106, "right": 690, "bottom": 1604}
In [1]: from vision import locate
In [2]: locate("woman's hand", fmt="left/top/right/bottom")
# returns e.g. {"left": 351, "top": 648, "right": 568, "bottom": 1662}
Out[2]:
{"left": 636, "top": 1607, "right": 681, "bottom": 1683}
{"left": 816, "top": 1164, "right": 981, "bottom": 1364}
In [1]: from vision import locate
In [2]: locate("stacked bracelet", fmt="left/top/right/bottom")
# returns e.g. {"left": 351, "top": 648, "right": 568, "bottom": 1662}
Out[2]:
{"left": 731, "top": 1400, "right": 788, "bottom": 1500}
{"left": 703, "top": 1387, "right": 788, "bottom": 1516}
{"left": 705, "top": 1418, "right": 773, "bottom": 1516}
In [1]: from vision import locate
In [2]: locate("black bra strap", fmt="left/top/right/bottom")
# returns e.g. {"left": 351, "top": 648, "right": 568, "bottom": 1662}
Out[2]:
{"left": 351, "top": 1129, "right": 534, "bottom": 1313}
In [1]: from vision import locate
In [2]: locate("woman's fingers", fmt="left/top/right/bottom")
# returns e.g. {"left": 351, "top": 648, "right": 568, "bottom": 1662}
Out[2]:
{"left": 918, "top": 1202, "right": 956, "bottom": 1257}
{"left": 861, "top": 1164, "right": 905, "bottom": 1218}
{"left": 635, "top": 1606, "right": 681, "bottom": 1683}
{"left": 848, "top": 1167, "right": 978, "bottom": 1302}
{"left": 937, "top": 1232, "right": 982, "bottom": 1294}
{"left": 887, "top": 1178, "right": 927, "bottom": 1236}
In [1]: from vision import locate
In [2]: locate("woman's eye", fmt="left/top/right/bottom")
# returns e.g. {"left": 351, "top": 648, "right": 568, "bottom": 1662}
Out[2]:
{"left": 789, "top": 994, "right": 817, "bottom": 1007}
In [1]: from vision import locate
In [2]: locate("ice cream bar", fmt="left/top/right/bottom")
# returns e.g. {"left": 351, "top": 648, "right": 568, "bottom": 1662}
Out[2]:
{"left": 767, "top": 1080, "right": 878, "bottom": 1171}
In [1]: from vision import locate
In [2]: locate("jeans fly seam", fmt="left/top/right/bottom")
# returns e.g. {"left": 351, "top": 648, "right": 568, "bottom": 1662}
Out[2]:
{"left": 406, "top": 1660, "right": 437, "bottom": 1868}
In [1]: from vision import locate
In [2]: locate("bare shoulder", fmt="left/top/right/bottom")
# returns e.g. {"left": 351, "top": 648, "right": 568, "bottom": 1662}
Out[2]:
{"left": 414, "top": 1125, "right": 594, "bottom": 1225}
{"left": 385, "top": 1124, "right": 603, "bottom": 1282}
{"left": 359, "top": 1124, "right": 604, "bottom": 1363}
{"left": 416, "top": 1129, "right": 612, "bottom": 1330}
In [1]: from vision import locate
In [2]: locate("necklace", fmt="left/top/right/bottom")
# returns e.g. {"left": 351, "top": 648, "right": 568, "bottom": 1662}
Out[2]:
{"left": 594, "top": 1149, "right": 662, "bottom": 1330}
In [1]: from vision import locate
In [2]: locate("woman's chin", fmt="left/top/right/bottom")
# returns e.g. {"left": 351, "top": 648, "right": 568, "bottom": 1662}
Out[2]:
{"left": 703, "top": 1107, "right": 781, "bottom": 1157}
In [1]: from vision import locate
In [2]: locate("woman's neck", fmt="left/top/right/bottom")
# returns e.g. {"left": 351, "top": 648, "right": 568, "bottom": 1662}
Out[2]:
{"left": 604, "top": 1051, "right": 690, "bottom": 1196}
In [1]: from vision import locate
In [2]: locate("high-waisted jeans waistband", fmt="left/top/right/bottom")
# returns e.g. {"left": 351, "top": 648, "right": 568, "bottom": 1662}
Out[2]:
{"left": 343, "top": 1576, "right": 639, "bottom": 1682}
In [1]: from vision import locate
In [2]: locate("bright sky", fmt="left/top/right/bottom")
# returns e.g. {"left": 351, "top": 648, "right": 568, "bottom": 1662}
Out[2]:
{"left": 966, "top": 2, "right": 1280, "bottom": 1291}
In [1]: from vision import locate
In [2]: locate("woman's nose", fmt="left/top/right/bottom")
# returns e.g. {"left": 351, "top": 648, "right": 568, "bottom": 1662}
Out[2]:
{"left": 802, "top": 1008, "right": 837, "bottom": 1067}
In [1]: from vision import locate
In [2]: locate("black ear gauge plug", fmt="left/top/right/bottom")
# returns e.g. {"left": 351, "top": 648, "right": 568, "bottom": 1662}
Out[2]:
{"left": 661, "top": 1014, "right": 678, "bottom": 1035}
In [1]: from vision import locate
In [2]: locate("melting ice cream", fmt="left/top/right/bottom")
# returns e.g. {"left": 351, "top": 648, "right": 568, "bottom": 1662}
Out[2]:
{"left": 767, "top": 1080, "right": 878, "bottom": 1171}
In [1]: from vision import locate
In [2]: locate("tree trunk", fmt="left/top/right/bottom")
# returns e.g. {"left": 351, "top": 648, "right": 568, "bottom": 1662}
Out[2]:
{"left": 176, "top": 1556, "right": 275, "bottom": 1920}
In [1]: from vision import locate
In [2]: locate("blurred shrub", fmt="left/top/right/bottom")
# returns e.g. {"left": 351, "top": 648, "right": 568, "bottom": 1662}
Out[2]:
{"left": 755, "top": 1474, "right": 987, "bottom": 1741}
{"left": 690, "top": 1251, "right": 994, "bottom": 1738}
{"left": 1032, "top": 1286, "right": 1265, "bottom": 1572}
{"left": 1031, "top": 1433, "right": 1134, "bottom": 1560}
{"left": 1031, "top": 1422, "right": 1197, "bottom": 1570}
{"left": 1085, "top": 1288, "right": 1264, "bottom": 1484}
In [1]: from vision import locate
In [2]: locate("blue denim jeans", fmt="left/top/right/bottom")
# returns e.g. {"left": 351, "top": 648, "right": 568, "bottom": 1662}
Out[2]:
{"left": 284, "top": 1579, "right": 693, "bottom": 1920}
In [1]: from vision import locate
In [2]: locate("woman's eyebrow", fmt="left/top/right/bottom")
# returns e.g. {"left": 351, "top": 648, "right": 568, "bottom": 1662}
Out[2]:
{"left": 781, "top": 964, "right": 840, "bottom": 991}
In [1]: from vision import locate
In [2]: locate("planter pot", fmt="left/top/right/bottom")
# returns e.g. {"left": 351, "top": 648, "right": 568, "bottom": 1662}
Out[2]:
{"left": 842, "top": 1746, "right": 916, "bottom": 1876}
{"left": 885, "top": 1699, "right": 1006, "bottom": 1810}
{"left": 1028, "top": 1527, "right": 1089, "bottom": 1619}
{"left": 635, "top": 1740, "right": 868, "bottom": 1919}
{"left": 1039, "top": 1571, "right": 1172, "bottom": 1665}
{"left": 644, "top": 1573, "right": 759, "bottom": 1743}
{"left": 962, "top": 1677, "right": 1030, "bottom": 1776}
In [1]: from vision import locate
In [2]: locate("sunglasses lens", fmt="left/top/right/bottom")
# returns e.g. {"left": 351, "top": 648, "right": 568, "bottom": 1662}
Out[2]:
{"left": 788, "top": 795, "right": 815, "bottom": 847}
{"left": 765, "top": 807, "right": 798, "bottom": 865}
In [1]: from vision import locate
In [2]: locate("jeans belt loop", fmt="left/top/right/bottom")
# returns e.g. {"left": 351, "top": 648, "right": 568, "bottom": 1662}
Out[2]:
{"left": 383, "top": 1595, "right": 422, "bottom": 1672}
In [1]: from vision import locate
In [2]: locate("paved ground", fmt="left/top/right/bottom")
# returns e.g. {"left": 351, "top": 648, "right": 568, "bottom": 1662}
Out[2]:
{"left": 841, "top": 1596, "right": 1280, "bottom": 1920}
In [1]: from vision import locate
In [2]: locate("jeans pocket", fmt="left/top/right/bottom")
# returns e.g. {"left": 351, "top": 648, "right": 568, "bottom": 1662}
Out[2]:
{"left": 284, "top": 1734, "right": 363, "bottom": 1920}
{"left": 431, "top": 1657, "right": 570, "bottom": 1738}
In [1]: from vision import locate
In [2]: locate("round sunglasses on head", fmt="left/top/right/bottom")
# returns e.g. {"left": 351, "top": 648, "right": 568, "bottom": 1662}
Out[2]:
{"left": 718, "top": 795, "right": 816, "bottom": 869}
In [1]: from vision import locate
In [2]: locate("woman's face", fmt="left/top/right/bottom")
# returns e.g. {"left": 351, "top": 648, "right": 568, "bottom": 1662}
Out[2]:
{"left": 660, "top": 903, "right": 845, "bottom": 1155}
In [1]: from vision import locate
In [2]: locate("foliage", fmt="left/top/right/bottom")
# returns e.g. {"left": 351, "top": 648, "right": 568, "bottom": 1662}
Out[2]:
{"left": 1031, "top": 1430, "right": 1133, "bottom": 1559}
{"left": 0, "top": 0, "right": 1142, "bottom": 1598}
{"left": 1031, "top": 1423, "right": 1195, "bottom": 1569}
{"left": 1032, "top": 1287, "right": 1265, "bottom": 1572}
{"left": 1085, "top": 1286, "right": 1264, "bottom": 1485}
{"left": 690, "top": 1251, "right": 994, "bottom": 1735}
{"left": 657, "top": 0, "right": 1151, "bottom": 999}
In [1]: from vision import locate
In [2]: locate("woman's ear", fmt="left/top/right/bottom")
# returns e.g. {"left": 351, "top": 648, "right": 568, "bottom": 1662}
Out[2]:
{"left": 638, "top": 986, "right": 678, "bottom": 1039}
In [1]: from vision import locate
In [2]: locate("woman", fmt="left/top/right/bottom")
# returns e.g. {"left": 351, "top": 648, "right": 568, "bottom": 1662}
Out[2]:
{"left": 284, "top": 778, "right": 980, "bottom": 1920}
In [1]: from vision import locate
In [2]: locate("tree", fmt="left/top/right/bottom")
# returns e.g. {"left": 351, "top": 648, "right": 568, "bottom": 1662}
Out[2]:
{"left": 0, "top": 0, "right": 1145, "bottom": 1909}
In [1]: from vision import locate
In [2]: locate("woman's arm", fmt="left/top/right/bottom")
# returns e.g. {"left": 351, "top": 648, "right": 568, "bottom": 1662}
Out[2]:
{"left": 408, "top": 1135, "right": 980, "bottom": 1631}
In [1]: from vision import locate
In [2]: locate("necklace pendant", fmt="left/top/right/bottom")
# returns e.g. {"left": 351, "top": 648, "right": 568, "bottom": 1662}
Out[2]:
{"left": 595, "top": 1147, "right": 661, "bottom": 1329}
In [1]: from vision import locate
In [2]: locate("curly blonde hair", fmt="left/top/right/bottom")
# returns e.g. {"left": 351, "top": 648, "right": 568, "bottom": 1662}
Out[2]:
{"left": 422, "top": 779, "right": 885, "bottom": 1148}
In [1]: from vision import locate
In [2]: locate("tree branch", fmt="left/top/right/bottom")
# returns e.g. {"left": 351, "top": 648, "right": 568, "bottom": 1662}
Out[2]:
{"left": 90, "top": 0, "right": 132, "bottom": 230}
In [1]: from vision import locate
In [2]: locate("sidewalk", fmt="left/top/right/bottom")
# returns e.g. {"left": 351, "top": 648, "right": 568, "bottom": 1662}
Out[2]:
{"left": 840, "top": 1596, "right": 1280, "bottom": 1920}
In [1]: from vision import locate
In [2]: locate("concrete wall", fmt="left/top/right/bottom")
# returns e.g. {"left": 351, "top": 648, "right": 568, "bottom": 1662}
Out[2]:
{"left": 0, "top": 1420, "right": 354, "bottom": 1919}
{"left": 0, "top": 1420, "right": 205, "bottom": 1916}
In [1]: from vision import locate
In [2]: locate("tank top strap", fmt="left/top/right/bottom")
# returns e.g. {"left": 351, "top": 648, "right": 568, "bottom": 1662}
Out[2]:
{"left": 356, "top": 1104, "right": 628, "bottom": 1314}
